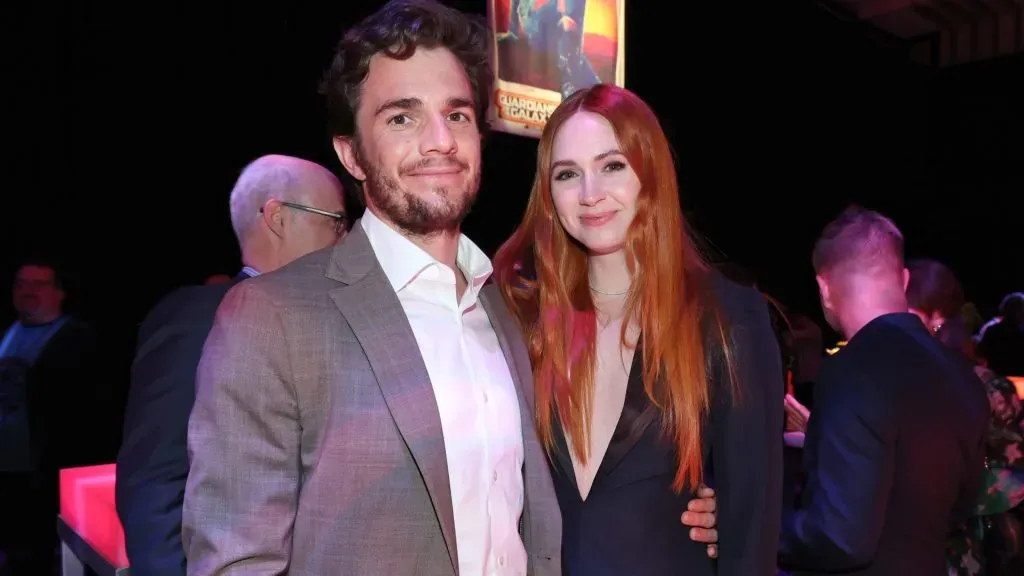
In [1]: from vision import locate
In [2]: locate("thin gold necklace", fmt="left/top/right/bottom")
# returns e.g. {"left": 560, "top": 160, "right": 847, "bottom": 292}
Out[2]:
{"left": 589, "top": 285, "right": 628, "bottom": 296}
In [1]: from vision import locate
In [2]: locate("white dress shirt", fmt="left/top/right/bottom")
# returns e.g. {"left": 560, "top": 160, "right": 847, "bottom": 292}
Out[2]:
{"left": 362, "top": 210, "right": 527, "bottom": 576}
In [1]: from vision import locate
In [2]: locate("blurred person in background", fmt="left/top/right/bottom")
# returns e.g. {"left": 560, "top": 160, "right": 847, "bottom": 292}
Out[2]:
{"left": 906, "top": 259, "right": 1024, "bottom": 576}
{"left": 0, "top": 259, "right": 98, "bottom": 575}
{"left": 116, "top": 155, "right": 347, "bottom": 575}
{"left": 779, "top": 207, "right": 988, "bottom": 575}
{"left": 976, "top": 292, "right": 1024, "bottom": 378}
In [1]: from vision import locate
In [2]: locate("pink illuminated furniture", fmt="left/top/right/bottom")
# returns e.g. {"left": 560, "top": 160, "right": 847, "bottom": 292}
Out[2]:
{"left": 58, "top": 463, "right": 130, "bottom": 575}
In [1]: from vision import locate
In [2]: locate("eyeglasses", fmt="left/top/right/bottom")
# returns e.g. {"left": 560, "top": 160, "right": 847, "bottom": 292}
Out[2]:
{"left": 261, "top": 201, "right": 348, "bottom": 236}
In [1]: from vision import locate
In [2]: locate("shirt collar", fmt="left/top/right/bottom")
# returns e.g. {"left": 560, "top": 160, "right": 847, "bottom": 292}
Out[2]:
{"left": 360, "top": 208, "right": 492, "bottom": 294}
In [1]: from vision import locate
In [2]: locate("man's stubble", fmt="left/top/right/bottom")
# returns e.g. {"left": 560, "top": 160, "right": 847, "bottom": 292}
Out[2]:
{"left": 355, "top": 139, "right": 480, "bottom": 238}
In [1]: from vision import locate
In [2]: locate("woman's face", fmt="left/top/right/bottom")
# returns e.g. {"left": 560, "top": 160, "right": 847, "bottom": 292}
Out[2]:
{"left": 548, "top": 111, "right": 641, "bottom": 256}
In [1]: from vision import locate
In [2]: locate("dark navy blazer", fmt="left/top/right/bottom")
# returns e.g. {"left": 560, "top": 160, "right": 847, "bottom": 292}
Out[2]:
{"left": 778, "top": 313, "right": 988, "bottom": 575}
{"left": 116, "top": 272, "right": 248, "bottom": 576}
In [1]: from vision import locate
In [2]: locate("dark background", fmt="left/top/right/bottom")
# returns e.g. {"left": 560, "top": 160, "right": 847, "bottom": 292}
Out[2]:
{"left": 3, "top": 1, "right": 1021, "bottom": 405}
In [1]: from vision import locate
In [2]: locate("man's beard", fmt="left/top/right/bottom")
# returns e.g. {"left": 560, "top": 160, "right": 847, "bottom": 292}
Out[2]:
{"left": 359, "top": 149, "right": 480, "bottom": 238}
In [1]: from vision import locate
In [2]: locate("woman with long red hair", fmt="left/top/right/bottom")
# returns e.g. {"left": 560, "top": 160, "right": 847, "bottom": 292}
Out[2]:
{"left": 493, "top": 84, "right": 783, "bottom": 575}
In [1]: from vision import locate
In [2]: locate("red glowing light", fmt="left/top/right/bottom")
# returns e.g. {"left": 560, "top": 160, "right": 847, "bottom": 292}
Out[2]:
{"left": 59, "top": 463, "right": 128, "bottom": 568}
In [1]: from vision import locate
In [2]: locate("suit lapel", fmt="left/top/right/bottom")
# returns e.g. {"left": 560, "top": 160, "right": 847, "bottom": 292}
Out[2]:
{"left": 551, "top": 422, "right": 578, "bottom": 494}
{"left": 326, "top": 223, "right": 459, "bottom": 574}
{"left": 593, "top": 345, "right": 658, "bottom": 484}
{"left": 553, "top": 341, "right": 659, "bottom": 495}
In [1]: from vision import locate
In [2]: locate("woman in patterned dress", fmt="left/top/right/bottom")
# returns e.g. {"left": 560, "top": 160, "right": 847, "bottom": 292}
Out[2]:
{"left": 905, "top": 259, "right": 1024, "bottom": 575}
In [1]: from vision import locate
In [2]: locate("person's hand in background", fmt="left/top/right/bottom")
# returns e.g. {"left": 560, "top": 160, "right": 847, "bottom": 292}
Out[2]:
{"left": 784, "top": 393, "right": 810, "bottom": 433}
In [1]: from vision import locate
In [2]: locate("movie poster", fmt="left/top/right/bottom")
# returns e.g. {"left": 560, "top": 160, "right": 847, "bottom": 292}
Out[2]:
{"left": 487, "top": 0, "right": 626, "bottom": 138}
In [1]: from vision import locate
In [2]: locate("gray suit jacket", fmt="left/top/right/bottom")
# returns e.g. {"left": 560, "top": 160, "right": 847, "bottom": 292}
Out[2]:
{"left": 182, "top": 223, "right": 562, "bottom": 575}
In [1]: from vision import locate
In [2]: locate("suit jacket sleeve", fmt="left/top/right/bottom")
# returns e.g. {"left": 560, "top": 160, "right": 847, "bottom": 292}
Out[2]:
{"left": 116, "top": 287, "right": 222, "bottom": 576}
{"left": 778, "top": 363, "right": 897, "bottom": 571}
{"left": 182, "top": 282, "right": 301, "bottom": 575}
{"left": 712, "top": 291, "right": 785, "bottom": 576}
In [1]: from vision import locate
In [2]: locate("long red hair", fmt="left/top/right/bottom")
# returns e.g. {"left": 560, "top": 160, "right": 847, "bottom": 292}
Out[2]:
{"left": 493, "top": 84, "right": 735, "bottom": 493}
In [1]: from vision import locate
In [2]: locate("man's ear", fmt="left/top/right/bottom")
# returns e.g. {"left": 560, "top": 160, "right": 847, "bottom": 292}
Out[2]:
{"left": 334, "top": 137, "right": 367, "bottom": 182}
{"left": 261, "top": 199, "right": 286, "bottom": 238}
{"left": 902, "top": 267, "right": 910, "bottom": 292}
{"left": 816, "top": 274, "right": 832, "bottom": 308}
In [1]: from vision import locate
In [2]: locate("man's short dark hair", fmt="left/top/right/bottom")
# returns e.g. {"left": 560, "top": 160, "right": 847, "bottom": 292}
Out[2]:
{"left": 811, "top": 205, "right": 905, "bottom": 278}
{"left": 319, "top": 0, "right": 492, "bottom": 140}
{"left": 17, "top": 257, "right": 64, "bottom": 290}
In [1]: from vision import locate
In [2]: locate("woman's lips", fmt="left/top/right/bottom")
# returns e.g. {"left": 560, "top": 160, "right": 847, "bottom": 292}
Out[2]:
{"left": 579, "top": 211, "right": 616, "bottom": 227}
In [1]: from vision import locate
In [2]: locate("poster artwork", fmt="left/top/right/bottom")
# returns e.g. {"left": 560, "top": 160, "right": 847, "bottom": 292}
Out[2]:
{"left": 488, "top": 0, "right": 626, "bottom": 138}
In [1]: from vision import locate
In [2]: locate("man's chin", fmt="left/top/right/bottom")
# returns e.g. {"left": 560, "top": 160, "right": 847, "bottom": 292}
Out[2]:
{"left": 396, "top": 212, "right": 466, "bottom": 236}
{"left": 401, "top": 179, "right": 473, "bottom": 199}
{"left": 367, "top": 178, "right": 478, "bottom": 236}
{"left": 403, "top": 171, "right": 468, "bottom": 185}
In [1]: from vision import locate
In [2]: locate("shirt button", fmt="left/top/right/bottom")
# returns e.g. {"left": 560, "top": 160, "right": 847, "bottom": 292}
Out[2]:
{"left": 492, "top": 471, "right": 498, "bottom": 483}
{"left": 499, "top": 556, "right": 506, "bottom": 566}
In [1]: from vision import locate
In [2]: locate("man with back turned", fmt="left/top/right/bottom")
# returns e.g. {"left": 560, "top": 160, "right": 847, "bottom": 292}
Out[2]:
{"left": 778, "top": 206, "right": 989, "bottom": 575}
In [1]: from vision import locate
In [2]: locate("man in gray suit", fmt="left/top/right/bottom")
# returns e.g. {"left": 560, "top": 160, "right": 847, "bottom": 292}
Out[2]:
{"left": 182, "top": 1, "right": 561, "bottom": 574}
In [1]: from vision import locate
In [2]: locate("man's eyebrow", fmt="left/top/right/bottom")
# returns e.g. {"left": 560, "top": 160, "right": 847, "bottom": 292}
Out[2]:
{"left": 374, "top": 98, "right": 422, "bottom": 117}
{"left": 447, "top": 97, "right": 473, "bottom": 110}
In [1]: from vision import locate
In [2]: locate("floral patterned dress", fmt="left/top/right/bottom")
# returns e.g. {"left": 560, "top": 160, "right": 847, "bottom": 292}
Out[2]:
{"left": 947, "top": 365, "right": 1024, "bottom": 575}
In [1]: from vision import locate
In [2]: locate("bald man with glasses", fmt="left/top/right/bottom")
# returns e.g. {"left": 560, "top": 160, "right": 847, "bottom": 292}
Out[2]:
{"left": 261, "top": 200, "right": 348, "bottom": 238}
{"left": 116, "top": 155, "right": 347, "bottom": 576}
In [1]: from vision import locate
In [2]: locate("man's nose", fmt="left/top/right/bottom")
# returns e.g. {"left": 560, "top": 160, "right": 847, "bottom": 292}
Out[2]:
{"left": 420, "top": 115, "right": 457, "bottom": 155}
